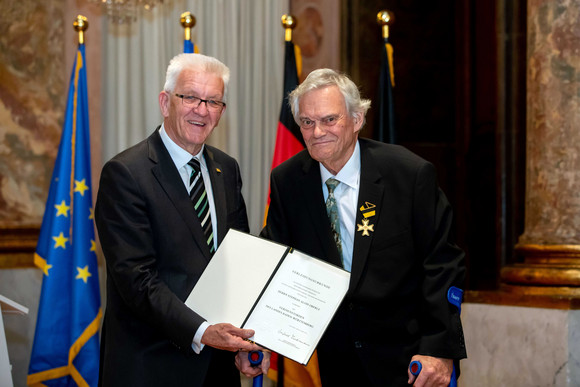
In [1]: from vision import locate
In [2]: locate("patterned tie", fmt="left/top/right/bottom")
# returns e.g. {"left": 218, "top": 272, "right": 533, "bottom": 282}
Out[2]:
{"left": 188, "top": 158, "right": 215, "bottom": 255}
{"left": 325, "top": 178, "right": 343, "bottom": 261}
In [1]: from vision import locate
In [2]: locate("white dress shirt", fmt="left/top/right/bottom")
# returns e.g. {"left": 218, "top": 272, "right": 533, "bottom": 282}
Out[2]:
{"left": 319, "top": 141, "right": 361, "bottom": 272}
{"left": 158, "top": 125, "right": 212, "bottom": 353}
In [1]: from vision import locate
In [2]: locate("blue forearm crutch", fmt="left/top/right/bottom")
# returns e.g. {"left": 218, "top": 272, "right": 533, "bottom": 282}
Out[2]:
{"left": 248, "top": 350, "right": 264, "bottom": 387}
{"left": 410, "top": 360, "right": 457, "bottom": 387}
{"left": 409, "top": 286, "right": 463, "bottom": 387}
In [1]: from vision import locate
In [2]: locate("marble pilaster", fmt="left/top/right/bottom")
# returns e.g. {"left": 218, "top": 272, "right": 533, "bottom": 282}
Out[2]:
{"left": 502, "top": 0, "right": 580, "bottom": 294}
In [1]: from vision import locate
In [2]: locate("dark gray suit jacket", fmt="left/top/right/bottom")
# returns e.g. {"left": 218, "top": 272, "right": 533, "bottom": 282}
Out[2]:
{"left": 262, "top": 137, "right": 466, "bottom": 386}
{"left": 96, "top": 129, "right": 249, "bottom": 386}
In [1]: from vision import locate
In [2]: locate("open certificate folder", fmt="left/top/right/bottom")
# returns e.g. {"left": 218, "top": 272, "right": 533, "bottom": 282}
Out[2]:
{"left": 185, "top": 229, "right": 350, "bottom": 365}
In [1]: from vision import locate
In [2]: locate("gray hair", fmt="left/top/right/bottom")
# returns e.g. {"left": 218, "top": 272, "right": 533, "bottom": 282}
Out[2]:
{"left": 288, "top": 68, "right": 371, "bottom": 125}
{"left": 163, "top": 53, "right": 231, "bottom": 100}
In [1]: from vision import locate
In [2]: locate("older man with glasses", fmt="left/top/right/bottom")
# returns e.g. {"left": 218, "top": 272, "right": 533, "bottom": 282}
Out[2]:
{"left": 259, "top": 68, "right": 467, "bottom": 386}
{"left": 95, "top": 53, "right": 265, "bottom": 387}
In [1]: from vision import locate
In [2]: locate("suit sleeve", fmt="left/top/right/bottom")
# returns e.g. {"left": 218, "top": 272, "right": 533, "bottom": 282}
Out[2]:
{"left": 96, "top": 159, "right": 205, "bottom": 351}
{"left": 413, "top": 161, "right": 467, "bottom": 360}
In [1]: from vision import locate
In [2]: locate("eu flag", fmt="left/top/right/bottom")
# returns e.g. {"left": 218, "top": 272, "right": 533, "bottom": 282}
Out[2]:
{"left": 28, "top": 43, "right": 102, "bottom": 386}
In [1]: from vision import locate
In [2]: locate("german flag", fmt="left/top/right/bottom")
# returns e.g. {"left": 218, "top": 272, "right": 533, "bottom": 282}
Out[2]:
{"left": 263, "top": 39, "right": 304, "bottom": 221}
{"left": 265, "top": 31, "right": 322, "bottom": 387}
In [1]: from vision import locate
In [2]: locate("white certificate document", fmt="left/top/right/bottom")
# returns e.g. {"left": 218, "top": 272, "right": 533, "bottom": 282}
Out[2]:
{"left": 243, "top": 249, "right": 349, "bottom": 364}
{"left": 185, "top": 229, "right": 350, "bottom": 364}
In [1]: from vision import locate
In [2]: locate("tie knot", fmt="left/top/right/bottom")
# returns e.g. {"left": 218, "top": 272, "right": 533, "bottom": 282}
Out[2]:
{"left": 326, "top": 178, "right": 340, "bottom": 193}
{"left": 188, "top": 158, "right": 201, "bottom": 173}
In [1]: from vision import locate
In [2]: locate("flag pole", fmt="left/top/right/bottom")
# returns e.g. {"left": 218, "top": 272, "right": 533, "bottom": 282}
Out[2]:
{"left": 377, "top": 10, "right": 395, "bottom": 88}
{"left": 282, "top": 14, "right": 297, "bottom": 42}
{"left": 376, "top": 10, "right": 396, "bottom": 143}
{"left": 377, "top": 10, "right": 393, "bottom": 41}
{"left": 281, "top": 14, "right": 301, "bottom": 82}
{"left": 181, "top": 12, "right": 196, "bottom": 42}
{"left": 181, "top": 11, "right": 198, "bottom": 53}
{"left": 74, "top": 15, "right": 88, "bottom": 45}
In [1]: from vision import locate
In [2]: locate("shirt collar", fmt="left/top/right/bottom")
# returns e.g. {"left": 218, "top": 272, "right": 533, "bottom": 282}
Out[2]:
{"left": 319, "top": 140, "right": 361, "bottom": 189}
{"left": 159, "top": 124, "right": 206, "bottom": 170}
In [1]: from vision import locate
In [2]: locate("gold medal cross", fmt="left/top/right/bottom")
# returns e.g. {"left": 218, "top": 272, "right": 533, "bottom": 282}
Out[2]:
{"left": 357, "top": 219, "right": 374, "bottom": 236}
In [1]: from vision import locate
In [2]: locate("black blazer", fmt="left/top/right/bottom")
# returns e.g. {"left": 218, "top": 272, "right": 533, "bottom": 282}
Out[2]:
{"left": 95, "top": 129, "right": 249, "bottom": 386}
{"left": 262, "top": 138, "right": 466, "bottom": 385}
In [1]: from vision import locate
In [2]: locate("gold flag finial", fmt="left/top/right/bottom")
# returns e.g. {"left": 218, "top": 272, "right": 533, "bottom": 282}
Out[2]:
{"left": 180, "top": 12, "right": 196, "bottom": 41}
{"left": 281, "top": 14, "right": 297, "bottom": 42}
{"left": 74, "top": 15, "right": 89, "bottom": 45}
{"left": 376, "top": 10, "right": 394, "bottom": 40}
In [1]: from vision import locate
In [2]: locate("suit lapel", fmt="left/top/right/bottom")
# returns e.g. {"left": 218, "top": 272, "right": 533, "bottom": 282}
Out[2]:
{"left": 350, "top": 141, "right": 384, "bottom": 294}
{"left": 204, "top": 147, "right": 227, "bottom": 246}
{"left": 148, "top": 130, "right": 212, "bottom": 261}
{"left": 299, "top": 157, "right": 344, "bottom": 268}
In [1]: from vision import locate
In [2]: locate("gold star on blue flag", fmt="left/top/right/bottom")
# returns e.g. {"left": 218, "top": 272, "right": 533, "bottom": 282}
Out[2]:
{"left": 28, "top": 38, "right": 102, "bottom": 387}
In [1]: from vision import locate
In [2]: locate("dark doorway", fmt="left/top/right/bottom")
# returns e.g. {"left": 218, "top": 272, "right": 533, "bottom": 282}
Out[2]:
{"left": 340, "top": 0, "right": 526, "bottom": 290}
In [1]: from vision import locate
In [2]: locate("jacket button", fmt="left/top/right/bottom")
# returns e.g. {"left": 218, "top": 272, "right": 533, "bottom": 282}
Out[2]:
{"left": 349, "top": 302, "right": 355, "bottom": 310}
{"left": 354, "top": 341, "right": 362, "bottom": 348}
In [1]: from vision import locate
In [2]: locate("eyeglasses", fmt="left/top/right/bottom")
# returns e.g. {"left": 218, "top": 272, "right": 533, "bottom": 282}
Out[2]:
{"left": 299, "top": 114, "right": 344, "bottom": 130}
{"left": 175, "top": 93, "right": 226, "bottom": 111}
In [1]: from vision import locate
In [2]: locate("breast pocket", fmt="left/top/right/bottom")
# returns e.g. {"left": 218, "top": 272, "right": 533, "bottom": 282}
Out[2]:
{"left": 372, "top": 229, "right": 411, "bottom": 254}
{"left": 365, "top": 229, "right": 414, "bottom": 285}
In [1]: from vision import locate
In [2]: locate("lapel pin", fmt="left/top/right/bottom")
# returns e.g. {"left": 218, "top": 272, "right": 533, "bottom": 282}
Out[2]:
{"left": 359, "top": 201, "right": 376, "bottom": 218}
